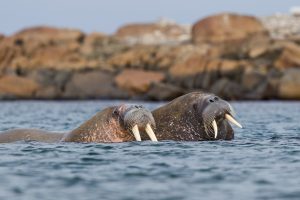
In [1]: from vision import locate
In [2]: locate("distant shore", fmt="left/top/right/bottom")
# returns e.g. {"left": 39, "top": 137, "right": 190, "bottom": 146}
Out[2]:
{"left": 0, "top": 12, "right": 300, "bottom": 100}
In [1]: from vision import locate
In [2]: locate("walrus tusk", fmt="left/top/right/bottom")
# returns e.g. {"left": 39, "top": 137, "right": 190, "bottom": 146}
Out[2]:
{"left": 132, "top": 125, "right": 141, "bottom": 141}
{"left": 212, "top": 120, "right": 218, "bottom": 139}
{"left": 225, "top": 114, "right": 243, "bottom": 128}
{"left": 145, "top": 124, "right": 158, "bottom": 142}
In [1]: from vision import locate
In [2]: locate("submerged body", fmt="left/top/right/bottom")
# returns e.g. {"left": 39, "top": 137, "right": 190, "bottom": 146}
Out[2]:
{"left": 0, "top": 105, "right": 157, "bottom": 143}
{"left": 152, "top": 92, "right": 242, "bottom": 141}
{"left": 0, "top": 129, "right": 63, "bottom": 143}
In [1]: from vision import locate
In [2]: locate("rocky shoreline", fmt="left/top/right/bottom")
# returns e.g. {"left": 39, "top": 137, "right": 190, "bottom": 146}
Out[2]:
{"left": 1, "top": 12, "right": 300, "bottom": 100}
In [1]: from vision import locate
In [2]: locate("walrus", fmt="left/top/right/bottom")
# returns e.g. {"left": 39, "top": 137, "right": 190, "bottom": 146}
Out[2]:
{"left": 0, "top": 104, "right": 157, "bottom": 143}
{"left": 151, "top": 92, "right": 242, "bottom": 141}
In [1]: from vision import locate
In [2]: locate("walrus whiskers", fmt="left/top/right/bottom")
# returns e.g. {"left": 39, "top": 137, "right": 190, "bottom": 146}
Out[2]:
{"left": 145, "top": 124, "right": 158, "bottom": 142}
{"left": 225, "top": 114, "right": 243, "bottom": 128}
{"left": 212, "top": 120, "right": 218, "bottom": 138}
{"left": 132, "top": 125, "right": 141, "bottom": 141}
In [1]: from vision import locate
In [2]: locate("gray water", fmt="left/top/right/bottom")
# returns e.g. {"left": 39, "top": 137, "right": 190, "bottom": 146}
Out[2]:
{"left": 0, "top": 101, "right": 299, "bottom": 200}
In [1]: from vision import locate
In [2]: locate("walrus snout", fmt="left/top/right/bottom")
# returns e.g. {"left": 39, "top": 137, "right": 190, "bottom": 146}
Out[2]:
{"left": 202, "top": 96, "right": 242, "bottom": 139}
{"left": 123, "top": 105, "right": 157, "bottom": 142}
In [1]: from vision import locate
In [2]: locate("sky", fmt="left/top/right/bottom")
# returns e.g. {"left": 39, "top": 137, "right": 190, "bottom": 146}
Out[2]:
{"left": 0, "top": 0, "right": 299, "bottom": 35}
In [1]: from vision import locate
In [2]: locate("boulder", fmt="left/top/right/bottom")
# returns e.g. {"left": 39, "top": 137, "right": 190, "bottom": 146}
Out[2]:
{"left": 210, "top": 78, "right": 244, "bottom": 100}
{"left": 242, "top": 68, "right": 266, "bottom": 91}
{"left": 114, "top": 69, "right": 165, "bottom": 94}
{"left": 169, "top": 55, "right": 208, "bottom": 78}
{"left": 0, "top": 26, "right": 89, "bottom": 71}
{"left": 0, "top": 75, "right": 40, "bottom": 99}
{"left": 81, "top": 34, "right": 127, "bottom": 62}
{"left": 108, "top": 44, "right": 206, "bottom": 71}
{"left": 35, "top": 86, "right": 61, "bottom": 99}
{"left": 115, "top": 19, "right": 190, "bottom": 45}
{"left": 0, "top": 34, "right": 4, "bottom": 42}
{"left": 274, "top": 42, "right": 300, "bottom": 69}
{"left": 278, "top": 68, "right": 300, "bottom": 99}
{"left": 64, "top": 70, "right": 127, "bottom": 99}
{"left": 14, "top": 26, "right": 84, "bottom": 45}
{"left": 192, "top": 13, "right": 268, "bottom": 44}
{"left": 147, "top": 82, "right": 185, "bottom": 100}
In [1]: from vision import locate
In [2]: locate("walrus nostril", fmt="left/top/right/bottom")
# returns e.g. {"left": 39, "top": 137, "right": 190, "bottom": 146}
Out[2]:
{"left": 209, "top": 99, "right": 214, "bottom": 103}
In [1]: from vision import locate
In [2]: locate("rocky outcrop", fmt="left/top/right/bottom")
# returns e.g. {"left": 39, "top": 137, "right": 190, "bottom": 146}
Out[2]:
{"left": 114, "top": 69, "right": 165, "bottom": 95}
{"left": 115, "top": 18, "right": 191, "bottom": 45}
{"left": 261, "top": 13, "right": 300, "bottom": 39}
{"left": 0, "top": 12, "right": 300, "bottom": 100}
{"left": 278, "top": 68, "right": 300, "bottom": 99}
{"left": 192, "top": 13, "right": 268, "bottom": 44}
{"left": 274, "top": 42, "right": 300, "bottom": 69}
{"left": 64, "top": 70, "right": 128, "bottom": 99}
{"left": 0, "top": 34, "right": 4, "bottom": 42}
{"left": 0, "top": 75, "right": 39, "bottom": 99}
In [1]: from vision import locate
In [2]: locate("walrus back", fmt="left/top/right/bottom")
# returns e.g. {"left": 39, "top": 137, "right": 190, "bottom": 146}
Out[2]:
{"left": 0, "top": 129, "right": 64, "bottom": 143}
{"left": 62, "top": 107, "right": 132, "bottom": 143}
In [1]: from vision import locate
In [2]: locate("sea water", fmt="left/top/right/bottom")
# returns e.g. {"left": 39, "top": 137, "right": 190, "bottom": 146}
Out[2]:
{"left": 0, "top": 101, "right": 299, "bottom": 200}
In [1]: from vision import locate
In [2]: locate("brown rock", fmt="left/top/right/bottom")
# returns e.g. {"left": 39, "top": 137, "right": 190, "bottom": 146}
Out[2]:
{"left": 14, "top": 26, "right": 84, "bottom": 45}
{"left": 0, "top": 34, "right": 4, "bottom": 42}
{"left": 242, "top": 68, "right": 266, "bottom": 91}
{"left": 28, "top": 69, "right": 71, "bottom": 87}
{"left": 278, "top": 68, "right": 300, "bottom": 99}
{"left": 0, "top": 26, "right": 89, "bottom": 72}
{"left": 192, "top": 13, "right": 268, "bottom": 44}
{"left": 0, "top": 75, "right": 40, "bottom": 98}
{"left": 115, "top": 69, "right": 165, "bottom": 94}
{"left": 147, "top": 82, "right": 185, "bottom": 100}
{"left": 274, "top": 42, "right": 300, "bottom": 69}
{"left": 108, "top": 44, "right": 207, "bottom": 71}
{"left": 115, "top": 20, "right": 190, "bottom": 45}
{"left": 210, "top": 78, "right": 244, "bottom": 100}
{"left": 219, "top": 59, "right": 243, "bottom": 76}
{"left": 35, "top": 86, "right": 61, "bottom": 99}
{"left": 169, "top": 55, "right": 208, "bottom": 78}
{"left": 64, "top": 70, "right": 127, "bottom": 99}
{"left": 81, "top": 34, "right": 127, "bottom": 63}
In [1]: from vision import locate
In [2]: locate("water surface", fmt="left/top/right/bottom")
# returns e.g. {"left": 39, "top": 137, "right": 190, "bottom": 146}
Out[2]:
{"left": 0, "top": 101, "right": 299, "bottom": 200}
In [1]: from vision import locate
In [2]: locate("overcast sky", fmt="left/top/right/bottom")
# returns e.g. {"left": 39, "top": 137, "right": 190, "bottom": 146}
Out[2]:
{"left": 0, "top": 0, "right": 299, "bottom": 35}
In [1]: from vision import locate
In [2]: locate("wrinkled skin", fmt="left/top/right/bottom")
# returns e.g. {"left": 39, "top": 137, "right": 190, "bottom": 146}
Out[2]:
{"left": 0, "top": 104, "right": 155, "bottom": 143}
{"left": 152, "top": 92, "right": 235, "bottom": 141}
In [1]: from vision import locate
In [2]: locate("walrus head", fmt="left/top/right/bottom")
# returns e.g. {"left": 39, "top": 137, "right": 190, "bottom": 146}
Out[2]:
{"left": 193, "top": 94, "right": 243, "bottom": 140}
{"left": 152, "top": 92, "right": 242, "bottom": 141}
{"left": 113, "top": 104, "right": 157, "bottom": 142}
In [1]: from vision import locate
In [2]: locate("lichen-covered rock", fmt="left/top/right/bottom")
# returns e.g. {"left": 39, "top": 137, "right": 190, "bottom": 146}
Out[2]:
{"left": 115, "top": 19, "right": 190, "bottom": 45}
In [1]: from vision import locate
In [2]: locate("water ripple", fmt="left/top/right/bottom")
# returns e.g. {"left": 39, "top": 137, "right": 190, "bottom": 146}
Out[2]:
{"left": 0, "top": 101, "right": 299, "bottom": 200}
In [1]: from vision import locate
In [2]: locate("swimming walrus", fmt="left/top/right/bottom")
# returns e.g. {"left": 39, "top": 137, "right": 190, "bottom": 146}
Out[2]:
{"left": 0, "top": 104, "right": 157, "bottom": 143}
{"left": 152, "top": 92, "right": 243, "bottom": 141}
